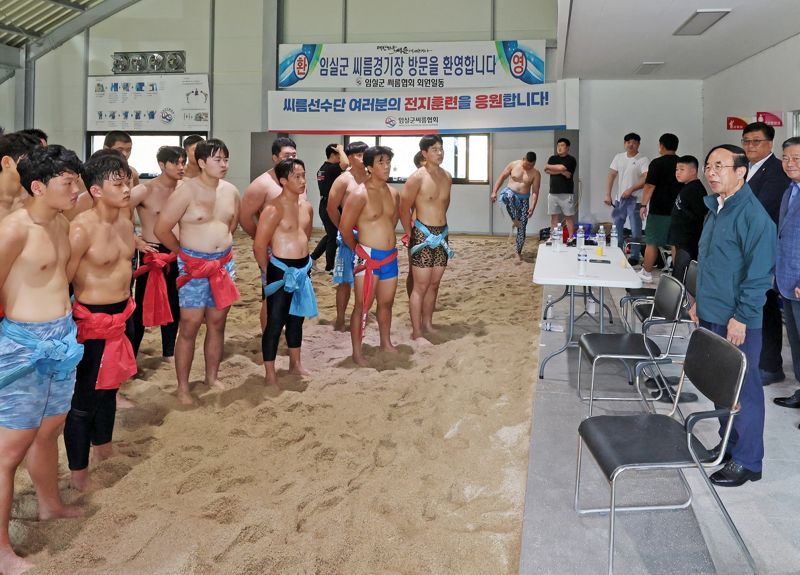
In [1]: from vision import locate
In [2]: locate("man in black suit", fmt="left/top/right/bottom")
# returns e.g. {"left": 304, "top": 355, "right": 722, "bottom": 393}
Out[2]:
{"left": 742, "top": 121, "right": 791, "bottom": 385}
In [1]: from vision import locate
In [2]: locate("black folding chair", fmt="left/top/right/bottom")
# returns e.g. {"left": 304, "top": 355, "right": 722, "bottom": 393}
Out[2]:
{"left": 574, "top": 327, "right": 756, "bottom": 574}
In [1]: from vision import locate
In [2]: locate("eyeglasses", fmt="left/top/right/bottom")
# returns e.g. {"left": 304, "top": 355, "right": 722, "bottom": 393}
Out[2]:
{"left": 428, "top": 146, "right": 444, "bottom": 153}
{"left": 782, "top": 155, "right": 800, "bottom": 164}
{"left": 703, "top": 163, "right": 735, "bottom": 174}
{"left": 740, "top": 138, "right": 770, "bottom": 146}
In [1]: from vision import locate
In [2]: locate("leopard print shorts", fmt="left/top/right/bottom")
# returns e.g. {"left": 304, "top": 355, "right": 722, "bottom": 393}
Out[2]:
{"left": 409, "top": 223, "right": 449, "bottom": 268}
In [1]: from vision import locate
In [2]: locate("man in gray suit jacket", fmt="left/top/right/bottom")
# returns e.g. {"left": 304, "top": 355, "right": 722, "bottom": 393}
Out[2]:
{"left": 773, "top": 137, "right": 800, "bottom": 421}
{"left": 742, "top": 122, "right": 791, "bottom": 385}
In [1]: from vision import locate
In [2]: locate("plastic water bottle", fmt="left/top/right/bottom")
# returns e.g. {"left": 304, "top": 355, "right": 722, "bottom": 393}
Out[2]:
{"left": 597, "top": 225, "right": 606, "bottom": 247}
{"left": 577, "top": 248, "right": 588, "bottom": 276}
{"left": 588, "top": 298, "right": 597, "bottom": 315}
{"left": 551, "top": 227, "right": 558, "bottom": 252}
{"left": 576, "top": 225, "right": 585, "bottom": 249}
{"left": 555, "top": 223, "right": 563, "bottom": 251}
{"left": 610, "top": 224, "right": 618, "bottom": 248}
{"left": 546, "top": 295, "right": 554, "bottom": 319}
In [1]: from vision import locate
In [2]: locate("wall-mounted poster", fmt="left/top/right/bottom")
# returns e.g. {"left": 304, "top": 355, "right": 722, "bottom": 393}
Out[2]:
{"left": 87, "top": 74, "right": 210, "bottom": 132}
{"left": 278, "top": 40, "right": 546, "bottom": 90}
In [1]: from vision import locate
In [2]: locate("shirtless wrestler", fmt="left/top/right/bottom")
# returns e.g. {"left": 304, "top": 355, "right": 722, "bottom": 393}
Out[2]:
{"left": 400, "top": 135, "right": 454, "bottom": 343}
{"left": 64, "top": 151, "right": 137, "bottom": 492}
{"left": 340, "top": 146, "right": 400, "bottom": 366}
{"left": 129, "top": 146, "right": 186, "bottom": 358}
{"left": 182, "top": 134, "right": 205, "bottom": 179}
{"left": 155, "top": 139, "right": 241, "bottom": 405}
{"left": 490, "top": 151, "right": 541, "bottom": 260}
{"left": 0, "top": 145, "right": 84, "bottom": 575}
{"left": 0, "top": 133, "right": 39, "bottom": 222}
{"left": 326, "top": 140, "right": 368, "bottom": 331}
{"left": 254, "top": 159, "right": 318, "bottom": 386}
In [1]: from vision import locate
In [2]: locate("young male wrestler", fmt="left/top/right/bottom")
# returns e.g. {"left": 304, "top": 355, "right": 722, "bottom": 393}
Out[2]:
{"left": 129, "top": 146, "right": 186, "bottom": 358}
{"left": 326, "top": 141, "right": 368, "bottom": 331}
{"left": 182, "top": 134, "right": 205, "bottom": 179}
{"left": 490, "top": 151, "right": 541, "bottom": 260}
{"left": 405, "top": 151, "right": 426, "bottom": 297}
{"left": 0, "top": 133, "right": 39, "bottom": 222}
{"left": 339, "top": 146, "right": 399, "bottom": 366}
{"left": 64, "top": 151, "right": 137, "bottom": 492}
{"left": 400, "top": 135, "right": 453, "bottom": 343}
{"left": 0, "top": 145, "right": 84, "bottom": 575}
{"left": 104, "top": 131, "right": 140, "bottom": 187}
{"left": 240, "top": 137, "right": 305, "bottom": 330}
{"left": 154, "top": 139, "right": 240, "bottom": 405}
{"left": 253, "top": 159, "right": 318, "bottom": 386}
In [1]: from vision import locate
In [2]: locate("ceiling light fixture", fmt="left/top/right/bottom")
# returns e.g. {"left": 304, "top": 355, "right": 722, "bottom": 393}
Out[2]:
{"left": 635, "top": 62, "right": 665, "bottom": 75}
{"left": 673, "top": 9, "right": 731, "bottom": 36}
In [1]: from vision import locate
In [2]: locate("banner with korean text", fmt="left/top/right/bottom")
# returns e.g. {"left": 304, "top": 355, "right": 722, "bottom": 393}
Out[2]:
{"left": 267, "top": 83, "right": 565, "bottom": 135}
{"left": 278, "top": 40, "right": 546, "bottom": 90}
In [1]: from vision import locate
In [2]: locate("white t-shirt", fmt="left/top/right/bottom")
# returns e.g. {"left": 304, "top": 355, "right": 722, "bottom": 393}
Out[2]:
{"left": 610, "top": 152, "right": 650, "bottom": 201}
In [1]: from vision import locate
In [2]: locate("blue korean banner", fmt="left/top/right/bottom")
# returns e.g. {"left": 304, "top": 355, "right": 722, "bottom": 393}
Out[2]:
{"left": 278, "top": 40, "right": 546, "bottom": 90}
{"left": 267, "top": 83, "right": 565, "bottom": 135}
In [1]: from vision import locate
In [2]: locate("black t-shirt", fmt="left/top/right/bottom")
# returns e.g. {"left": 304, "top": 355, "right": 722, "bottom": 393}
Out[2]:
{"left": 317, "top": 161, "right": 343, "bottom": 198}
{"left": 547, "top": 154, "right": 577, "bottom": 194}
{"left": 669, "top": 179, "right": 708, "bottom": 250}
{"left": 644, "top": 154, "right": 682, "bottom": 215}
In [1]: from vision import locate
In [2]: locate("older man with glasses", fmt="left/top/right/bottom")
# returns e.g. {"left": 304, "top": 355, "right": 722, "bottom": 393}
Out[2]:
{"left": 689, "top": 144, "right": 776, "bottom": 487}
{"left": 741, "top": 122, "right": 791, "bottom": 386}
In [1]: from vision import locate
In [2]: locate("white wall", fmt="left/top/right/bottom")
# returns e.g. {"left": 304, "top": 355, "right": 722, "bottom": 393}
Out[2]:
{"left": 704, "top": 32, "right": 800, "bottom": 153}
{"left": 578, "top": 79, "right": 703, "bottom": 226}
{"left": 0, "top": 76, "right": 14, "bottom": 132}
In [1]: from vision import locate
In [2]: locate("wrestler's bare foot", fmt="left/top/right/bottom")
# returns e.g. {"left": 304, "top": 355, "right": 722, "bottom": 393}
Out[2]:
{"left": 116, "top": 395, "right": 136, "bottom": 409}
{"left": 333, "top": 321, "right": 347, "bottom": 332}
{"left": 352, "top": 353, "right": 369, "bottom": 367}
{"left": 380, "top": 342, "right": 398, "bottom": 353}
{"left": 264, "top": 369, "right": 278, "bottom": 387}
{"left": 0, "top": 547, "right": 34, "bottom": 575}
{"left": 93, "top": 442, "right": 114, "bottom": 462}
{"left": 69, "top": 469, "right": 96, "bottom": 493}
{"left": 163, "top": 356, "right": 175, "bottom": 364}
{"left": 411, "top": 333, "right": 433, "bottom": 346}
{"left": 288, "top": 365, "right": 311, "bottom": 376}
{"left": 206, "top": 377, "right": 226, "bottom": 391}
{"left": 176, "top": 388, "right": 196, "bottom": 406}
{"left": 38, "top": 501, "right": 84, "bottom": 521}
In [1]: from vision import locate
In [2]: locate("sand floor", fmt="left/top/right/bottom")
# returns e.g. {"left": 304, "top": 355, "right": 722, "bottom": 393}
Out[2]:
{"left": 12, "top": 231, "right": 542, "bottom": 575}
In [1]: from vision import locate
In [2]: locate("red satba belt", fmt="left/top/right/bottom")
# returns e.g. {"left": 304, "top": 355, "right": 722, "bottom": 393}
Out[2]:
{"left": 132, "top": 252, "right": 177, "bottom": 326}
{"left": 176, "top": 249, "right": 240, "bottom": 309}
{"left": 353, "top": 244, "right": 397, "bottom": 340}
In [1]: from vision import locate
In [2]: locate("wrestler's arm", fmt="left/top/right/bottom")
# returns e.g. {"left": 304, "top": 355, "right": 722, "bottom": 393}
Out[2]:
{"left": 0, "top": 219, "right": 26, "bottom": 289}
{"left": 491, "top": 163, "right": 513, "bottom": 202}
{"left": 63, "top": 192, "right": 93, "bottom": 221}
{"left": 239, "top": 180, "right": 265, "bottom": 238}
{"left": 389, "top": 185, "right": 400, "bottom": 228}
{"left": 336, "top": 145, "right": 350, "bottom": 170}
{"left": 131, "top": 166, "right": 140, "bottom": 188}
{"left": 529, "top": 170, "right": 541, "bottom": 217}
{"left": 228, "top": 184, "right": 241, "bottom": 234}
{"left": 340, "top": 191, "right": 365, "bottom": 251}
{"left": 66, "top": 220, "right": 91, "bottom": 282}
{"left": 253, "top": 205, "right": 279, "bottom": 272}
{"left": 623, "top": 173, "right": 647, "bottom": 198}
{"left": 399, "top": 171, "right": 420, "bottom": 236}
{"left": 128, "top": 183, "right": 157, "bottom": 253}
{"left": 327, "top": 175, "right": 348, "bottom": 228}
{"left": 302, "top": 201, "right": 314, "bottom": 244}
{"left": 154, "top": 187, "right": 191, "bottom": 253}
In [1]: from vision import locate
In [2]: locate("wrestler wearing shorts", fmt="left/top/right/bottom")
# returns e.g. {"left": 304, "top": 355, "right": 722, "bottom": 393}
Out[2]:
{"left": 409, "top": 222, "right": 449, "bottom": 268}
{"left": 177, "top": 247, "right": 237, "bottom": 308}
{"left": 355, "top": 246, "right": 399, "bottom": 279}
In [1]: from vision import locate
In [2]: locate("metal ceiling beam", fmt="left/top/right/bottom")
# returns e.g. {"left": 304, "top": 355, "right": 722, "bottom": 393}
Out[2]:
{"left": 40, "top": 0, "right": 88, "bottom": 12}
{"left": 0, "top": 23, "right": 42, "bottom": 40}
{"left": 27, "top": 0, "right": 142, "bottom": 61}
{"left": 0, "top": 43, "right": 22, "bottom": 69}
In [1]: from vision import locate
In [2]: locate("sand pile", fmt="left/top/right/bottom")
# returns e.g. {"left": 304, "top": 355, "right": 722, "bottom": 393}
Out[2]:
{"left": 12, "top": 232, "right": 541, "bottom": 575}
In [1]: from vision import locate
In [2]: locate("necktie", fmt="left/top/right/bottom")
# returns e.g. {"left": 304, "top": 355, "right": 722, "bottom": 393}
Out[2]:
{"left": 790, "top": 183, "right": 800, "bottom": 210}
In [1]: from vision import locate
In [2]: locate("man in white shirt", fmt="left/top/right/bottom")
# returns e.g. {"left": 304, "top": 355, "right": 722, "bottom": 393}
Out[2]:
{"left": 605, "top": 132, "right": 649, "bottom": 264}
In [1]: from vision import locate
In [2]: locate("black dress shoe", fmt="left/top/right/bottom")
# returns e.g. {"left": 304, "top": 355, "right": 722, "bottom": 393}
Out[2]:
{"left": 761, "top": 369, "right": 786, "bottom": 386}
{"left": 774, "top": 390, "right": 800, "bottom": 408}
{"left": 710, "top": 461, "right": 761, "bottom": 487}
{"left": 707, "top": 443, "right": 732, "bottom": 464}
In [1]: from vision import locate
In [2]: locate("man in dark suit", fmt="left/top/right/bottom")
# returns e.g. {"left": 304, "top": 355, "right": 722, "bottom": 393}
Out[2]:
{"left": 772, "top": 138, "right": 800, "bottom": 421}
{"left": 742, "top": 122, "right": 791, "bottom": 385}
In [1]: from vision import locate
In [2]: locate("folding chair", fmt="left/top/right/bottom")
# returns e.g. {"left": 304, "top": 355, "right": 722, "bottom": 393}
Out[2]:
{"left": 577, "top": 274, "right": 685, "bottom": 414}
{"left": 574, "top": 327, "right": 757, "bottom": 575}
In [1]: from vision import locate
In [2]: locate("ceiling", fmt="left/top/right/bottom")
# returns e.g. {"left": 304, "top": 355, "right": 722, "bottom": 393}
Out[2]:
{"left": 563, "top": 0, "right": 800, "bottom": 79}
{"left": 0, "top": 0, "right": 105, "bottom": 48}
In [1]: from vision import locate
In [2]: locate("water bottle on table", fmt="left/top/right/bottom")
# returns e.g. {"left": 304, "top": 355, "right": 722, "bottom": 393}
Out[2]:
{"left": 576, "top": 225, "right": 585, "bottom": 249}
{"left": 577, "top": 248, "right": 588, "bottom": 276}
{"left": 610, "top": 224, "right": 618, "bottom": 249}
{"left": 596, "top": 225, "right": 606, "bottom": 256}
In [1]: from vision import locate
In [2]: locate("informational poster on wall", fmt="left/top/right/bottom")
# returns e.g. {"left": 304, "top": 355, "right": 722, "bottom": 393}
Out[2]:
{"left": 268, "top": 83, "right": 565, "bottom": 135}
{"left": 86, "top": 74, "right": 210, "bottom": 132}
{"left": 278, "top": 40, "right": 546, "bottom": 90}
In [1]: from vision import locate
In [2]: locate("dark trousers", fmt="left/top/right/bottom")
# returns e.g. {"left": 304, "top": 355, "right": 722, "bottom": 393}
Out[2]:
{"left": 64, "top": 301, "right": 132, "bottom": 471}
{"left": 759, "top": 289, "right": 783, "bottom": 374}
{"left": 700, "top": 320, "right": 765, "bottom": 472}
{"left": 131, "top": 244, "right": 180, "bottom": 357}
{"left": 782, "top": 296, "right": 800, "bottom": 383}
{"left": 310, "top": 197, "right": 338, "bottom": 271}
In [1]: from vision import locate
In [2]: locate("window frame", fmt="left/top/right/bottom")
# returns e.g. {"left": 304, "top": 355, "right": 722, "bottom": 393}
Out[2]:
{"left": 85, "top": 131, "right": 209, "bottom": 178}
{"left": 344, "top": 133, "right": 490, "bottom": 185}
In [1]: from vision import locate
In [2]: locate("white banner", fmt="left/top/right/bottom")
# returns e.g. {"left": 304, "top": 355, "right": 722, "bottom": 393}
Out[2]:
{"left": 268, "top": 83, "right": 565, "bottom": 134}
{"left": 278, "top": 40, "right": 545, "bottom": 90}
{"left": 87, "top": 74, "right": 210, "bottom": 132}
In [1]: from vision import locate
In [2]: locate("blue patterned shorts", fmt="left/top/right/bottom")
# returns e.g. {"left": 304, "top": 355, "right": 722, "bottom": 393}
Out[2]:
{"left": 177, "top": 247, "right": 236, "bottom": 309}
{"left": 0, "top": 314, "right": 78, "bottom": 430}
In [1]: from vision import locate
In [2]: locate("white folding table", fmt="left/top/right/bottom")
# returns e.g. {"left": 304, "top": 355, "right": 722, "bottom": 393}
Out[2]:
{"left": 533, "top": 244, "right": 642, "bottom": 379}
